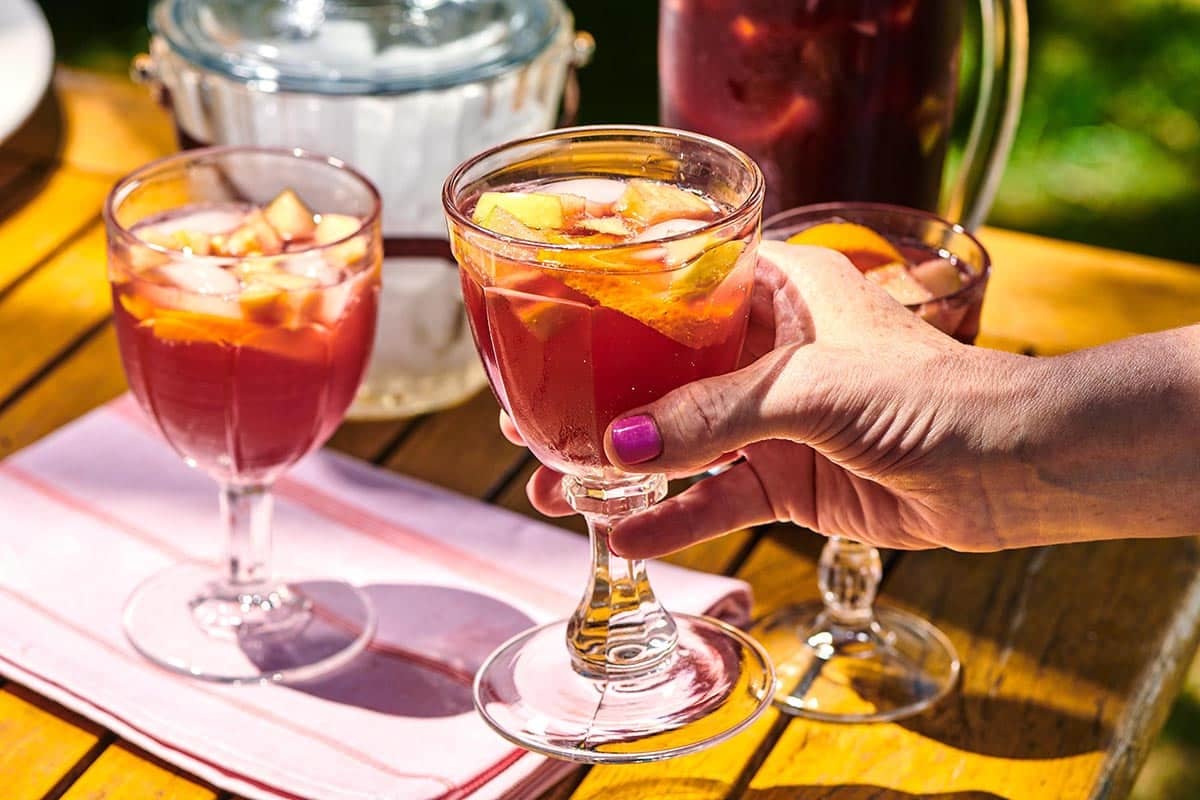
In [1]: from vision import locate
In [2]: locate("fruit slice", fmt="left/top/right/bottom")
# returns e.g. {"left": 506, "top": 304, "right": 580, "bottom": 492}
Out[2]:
{"left": 910, "top": 257, "right": 964, "bottom": 298}
{"left": 786, "top": 222, "right": 904, "bottom": 273}
{"left": 670, "top": 241, "right": 746, "bottom": 298}
{"left": 615, "top": 179, "right": 715, "bottom": 226}
{"left": 264, "top": 189, "right": 317, "bottom": 241}
{"left": 217, "top": 210, "right": 284, "bottom": 257}
{"left": 315, "top": 213, "right": 368, "bottom": 267}
{"left": 473, "top": 192, "right": 570, "bottom": 230}
{"left": 576, "top": 215, "right": 632, "bottom": 237}
{"left": 865, "top": 263, "right": 934, "bottom": 306}
{"left": 239, "top": 272, "right": 321, "bottom": 326}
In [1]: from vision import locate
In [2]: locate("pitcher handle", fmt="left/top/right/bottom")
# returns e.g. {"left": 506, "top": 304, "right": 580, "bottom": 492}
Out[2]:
{"left": 945, "top": 0, "right": 1029, "bottom": 230}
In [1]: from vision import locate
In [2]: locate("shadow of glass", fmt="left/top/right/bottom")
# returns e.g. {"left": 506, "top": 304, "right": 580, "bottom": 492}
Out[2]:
{"left": 899, "top": 691, "right": 1108, "bottom": 760}
{"left": 742, "top": 788, "right": 1005, "bottom": 800}
{"left": 0, "top": 83, "right": 64, "bottom": 218}
{"left": 248, "top": 582, "right": 534, "bottom": 719}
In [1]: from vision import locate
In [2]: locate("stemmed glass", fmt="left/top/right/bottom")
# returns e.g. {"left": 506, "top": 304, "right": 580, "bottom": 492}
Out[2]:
{"left": 105, "top": 147, "right": 383, "bottom": 683}
{"left": 442, "top": 126, "right": 775, "bottom": 762}
{"left": 755, "top": 202, "right": 990, "bottom": 721}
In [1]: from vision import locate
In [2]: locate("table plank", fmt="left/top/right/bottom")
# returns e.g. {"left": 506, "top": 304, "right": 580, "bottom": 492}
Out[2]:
{"left": 978, "top": 227, "right": 1200, "bottom": 355}
{"left": 58, "top": 742, "right": 220, "bottom": 800}
{"left": 0, "top": 684, "right": 106, "bottom": 800}
{"left": 745, "top": 539, "right": 1200, "bottom": 800}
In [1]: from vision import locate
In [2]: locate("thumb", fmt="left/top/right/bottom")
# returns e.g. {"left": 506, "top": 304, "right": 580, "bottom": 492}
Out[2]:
{"left": 604, "top": 345, "right": 816, "bottom": 473}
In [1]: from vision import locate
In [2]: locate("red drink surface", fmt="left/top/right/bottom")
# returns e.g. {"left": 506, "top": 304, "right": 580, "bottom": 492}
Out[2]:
{"left": 110, "top": 205, "right": 380, "bottom": 484}
{"left": 660, "top": 0, "right": 963, "bottom": 217}
{"left": 454, "top": 179, "right": 754, "bottom": 478}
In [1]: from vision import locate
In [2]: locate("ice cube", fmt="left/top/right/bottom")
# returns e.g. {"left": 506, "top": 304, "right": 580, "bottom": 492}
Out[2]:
{"left": 283, "top": 251, "right": 344, "bottom": 286}
{"left": 139, "top": 207, "right": 246, "bottom": 237}
{"left": 540, "top": 179, "right": 628, "bottom": 205}
{"left": 633, "top": 218, "right": 709, "bottom": 242}
{"left": 910, "top": 258, "right": 964, "bottom": 298}
{"left": 153, "top": 261, "right": 240, "bottom": 295}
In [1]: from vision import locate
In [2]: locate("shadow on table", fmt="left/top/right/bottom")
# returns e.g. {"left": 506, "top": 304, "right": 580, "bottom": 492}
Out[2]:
{"left": 570, "top": 779, "right": 1003, "bottom": 800}
{"left": 250, "top": 582, "right": 534, "bottom": 719}
{"left": 0, "top": 83, "right": 65, "bottom": 223}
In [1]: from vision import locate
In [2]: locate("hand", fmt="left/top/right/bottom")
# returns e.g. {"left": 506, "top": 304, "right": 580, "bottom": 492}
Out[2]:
{"left": 507, "top": 240, "right": 1030, "bottom": 559}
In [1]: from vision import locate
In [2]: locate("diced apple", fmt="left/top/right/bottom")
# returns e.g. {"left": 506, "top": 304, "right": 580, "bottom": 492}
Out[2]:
{"left": 576, "top": 215, "right": 632, "bottom": 237}
{"left": 865, "top": 263, "right": 934, "bottom": 306}
{"left": 479, "top": 207, "right": 568, "bottom": 245}
{"left": 264, "top": 189, "right": 317, "bottom": 241}
{"left": 670, "top": 241, "right": 746, "bottom": 297}
{"left": 473, "top": 191, "right": 569, "bottom": 230}
{"left": 615, "top": 179, "right": 715, "bottom": 226}
{"left": 557, "top": 194, "right": 587, "bottom": 221}
{"left": 910, "top": 257, "right": 964, "bottom": 299}
{"left": 238, "top": 272, "right": 320, "bottom": 326}
{"left": 217, "top": 210, "right": 284, "bottom": 257}
{"left": 315, "top": 213, "right": 368, "bottom": 267}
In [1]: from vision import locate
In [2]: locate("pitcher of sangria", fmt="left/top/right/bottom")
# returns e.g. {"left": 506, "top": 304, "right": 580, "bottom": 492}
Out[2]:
{"left": 659, "top": 0, "right": 1027, "bottom": 228}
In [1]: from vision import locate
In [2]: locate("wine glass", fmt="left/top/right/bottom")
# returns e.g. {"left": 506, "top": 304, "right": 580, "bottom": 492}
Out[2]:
{"left": 105, "top": 146, "right": 382, "bottom": 683}
{"left": 442, "top": 126, "right": 775, "bottom": 762}
{"left": 755, "top": 201, "right": 991, "bottom": 721}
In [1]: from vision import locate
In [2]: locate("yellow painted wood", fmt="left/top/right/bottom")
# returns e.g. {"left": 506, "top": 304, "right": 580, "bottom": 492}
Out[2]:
{"left": 0, "top": 165, "right": 112, "bottom": 291}
{"left": 744, "top": 538, "right": 1200, "bottom": 800}
{"left": 978, "top": 227, "right": 1200, "bottom": 356}
{"left": 0, "top": 325, "right": 124, "bottom": 459}
{"left": 3, "top": 68, "right": 174, "bottom": 177}
{"left": 59, "top": 742, "right": 218, "bottom": 800}
{"left": 0, "top": 224, "right": 111, "bottom": 402}
{"left": 0, "top": 684, "right": 104, "bottom": 800}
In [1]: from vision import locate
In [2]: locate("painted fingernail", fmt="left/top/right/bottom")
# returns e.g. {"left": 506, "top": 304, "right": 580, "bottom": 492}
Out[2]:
{"left": 610, "top": 414, "right": 663, "bottom": 465}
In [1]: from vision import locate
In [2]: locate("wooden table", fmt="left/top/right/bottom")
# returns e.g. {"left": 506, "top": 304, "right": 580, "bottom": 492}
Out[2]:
{"left": 3, "top": 69, "right": 1200, "bottom": 800}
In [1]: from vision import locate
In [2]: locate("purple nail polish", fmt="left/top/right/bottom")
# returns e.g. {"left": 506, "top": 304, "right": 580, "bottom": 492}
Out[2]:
{"left": 610, "top": 414, "right": 663, "bottom": 465}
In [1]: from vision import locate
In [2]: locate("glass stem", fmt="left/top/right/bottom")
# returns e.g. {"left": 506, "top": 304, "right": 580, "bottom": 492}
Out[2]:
{"left": 817, "top": 535, "right": 882, "bottom": 629}
{"left": 219, "top": 483, "right": 274, "bottom": 592}
{"left": 563, "top": 474, "right": 676, "bottom": 679}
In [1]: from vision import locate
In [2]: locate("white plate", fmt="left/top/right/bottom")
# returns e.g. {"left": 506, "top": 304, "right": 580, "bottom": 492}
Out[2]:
{"left": 0, "top": 0, "right": 53, "bottom": 145}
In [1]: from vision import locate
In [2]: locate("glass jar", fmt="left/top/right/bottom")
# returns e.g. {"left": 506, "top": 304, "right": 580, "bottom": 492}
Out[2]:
{"left": 136, "top": 0, "right": 593, "bottom": 419}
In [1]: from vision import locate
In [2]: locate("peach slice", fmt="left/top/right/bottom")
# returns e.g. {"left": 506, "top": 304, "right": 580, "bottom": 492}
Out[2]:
{"left": 910, "top": 257, "right": 964, "bottom": 298}
{"left": 786, "top": 222, "right": 904, "bottom": 273}
{"left": 264, "top": 189, "right": 317, "bottom": 241}
{"left": 865, "top": 263, "right": 934, "bottom": 306}
{"left": 473, "top": 192, "right": 569, "bottom": 230}
{"left": 615, "top": 179, "right": 715, "bottom": 226}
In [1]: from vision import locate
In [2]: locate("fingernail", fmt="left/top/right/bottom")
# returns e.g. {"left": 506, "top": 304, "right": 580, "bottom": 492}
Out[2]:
{"left": 610, "top": 414, "right": 663, "bottom": 465}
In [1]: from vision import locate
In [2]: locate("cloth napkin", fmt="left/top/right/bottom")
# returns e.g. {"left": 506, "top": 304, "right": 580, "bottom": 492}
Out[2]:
{"left": 0, "top": 396, "right": 752, "bottom": 800}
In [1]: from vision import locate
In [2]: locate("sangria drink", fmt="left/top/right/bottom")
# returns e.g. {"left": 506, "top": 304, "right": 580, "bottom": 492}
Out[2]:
{"left": 444, "top": 127, "right": 773, "bottom": 762}
{"left": 106, "top": 147, "right": 382, "bottom": 683}
{"left": 755, "top": 202, "right": 990, "bottom": 722}
{"left": 661, "top": 0, "right": 963, "bottom": 217}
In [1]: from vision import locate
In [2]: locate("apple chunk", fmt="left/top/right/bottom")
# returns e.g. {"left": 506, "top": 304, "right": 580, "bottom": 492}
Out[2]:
{"left": 865, "top": 263, "right": 934, "bottom": 306}
{"left": 473, "top": 192, "right": 570, "bottom": 230}
{"left": 264, "top": 189, "right": 317, "bottom": 241}
{"left": 315, "top": 213, "right": 368, "bottom": 267}
{"left": 615, "top": 179, "right": 715, "bottom": 226}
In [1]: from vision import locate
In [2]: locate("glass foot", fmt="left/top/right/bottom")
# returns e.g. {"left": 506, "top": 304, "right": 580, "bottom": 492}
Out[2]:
{"left": 753, "top": 602, "right": 959, "bottom": 722}
{"left": 123, "top": 562, "right": 375, "bottom": 684}
{"left": 474, "top": 613, "right": 775, "bottom": 763}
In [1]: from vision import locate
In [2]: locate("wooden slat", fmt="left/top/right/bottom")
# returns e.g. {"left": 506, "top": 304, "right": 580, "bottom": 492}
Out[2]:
{"left": 978, "top": 227, "right": 1200, "bottom": 356}
{"left": 744, "top": 539, "right": 1200, "bottom": 800}
{"left": 58, "top": 742, "right": 219, "bottom": 800}
{"left": 0, "top": 166, "right": 111, "bottom": 292}
{"left": 0, "top": 224, "right": 110, "bottom": 403}
{"left": 0, "top": 326, "right": 123, "bottom": 459}
{"left": 327, "top": 418, "right": 415, "bottom": 464}
{"left": 0, "top": 684, "right": 105, "bottom": 800}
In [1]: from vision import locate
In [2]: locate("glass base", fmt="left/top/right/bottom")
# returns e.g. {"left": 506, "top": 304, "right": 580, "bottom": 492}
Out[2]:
{"left": 753, "top": 602, "right": 960, "bottom": 723}
{"left": 473, "top": 613, "right": 775, "bottom": 764}
{"left": 123, "top": 562, "right": 376, "bottom": 684}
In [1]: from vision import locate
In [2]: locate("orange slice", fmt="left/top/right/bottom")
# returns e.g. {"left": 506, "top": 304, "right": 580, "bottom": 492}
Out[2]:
{"left": 786, "top": 222, "right": 904, "bottom": 272}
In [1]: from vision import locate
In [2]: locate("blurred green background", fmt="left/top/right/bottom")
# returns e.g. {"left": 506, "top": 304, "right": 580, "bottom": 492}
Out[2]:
{"left": 31, "top": 0, "right": 1200, "bottom": 796}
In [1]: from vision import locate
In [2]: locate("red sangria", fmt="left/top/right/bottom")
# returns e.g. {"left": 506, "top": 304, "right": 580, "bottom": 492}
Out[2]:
{"left": 106, "top": 147, "right": 382, "bottom": 684}
{"left": 444, "top": 127, "right": 773, "bottom": 762}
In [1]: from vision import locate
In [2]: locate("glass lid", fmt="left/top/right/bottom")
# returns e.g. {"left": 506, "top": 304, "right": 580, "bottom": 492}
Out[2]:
{"left": 152, "top": 0, "right": 567, "bottom": 94}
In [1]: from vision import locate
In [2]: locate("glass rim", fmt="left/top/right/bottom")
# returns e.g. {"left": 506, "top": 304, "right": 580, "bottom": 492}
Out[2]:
{"left": 441, "top": 124, "right": 766, "bottom": 271}
{"left": 762, "top": 201, "right": 992, "bottom": 305}
{"left": 103, "top": 145, "right": 383, "bottom": 267}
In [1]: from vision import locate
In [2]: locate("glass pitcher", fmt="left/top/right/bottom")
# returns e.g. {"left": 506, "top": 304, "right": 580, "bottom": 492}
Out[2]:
{"left": 659, "top": 0, "right": 1027, "bottom": 228}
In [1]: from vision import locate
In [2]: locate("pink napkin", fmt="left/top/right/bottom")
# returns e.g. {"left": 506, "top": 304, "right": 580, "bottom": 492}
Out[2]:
{"left": 0, "top": 396, "right": 752, "bottom": 800}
